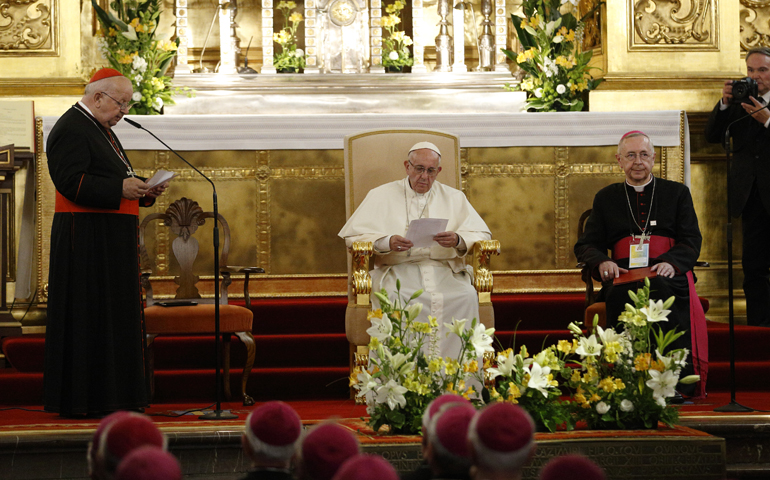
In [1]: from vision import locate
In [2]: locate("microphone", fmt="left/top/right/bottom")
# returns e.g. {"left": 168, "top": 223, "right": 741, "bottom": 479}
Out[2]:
{"left": 723, "top": 100, "right": 770, "bottom": 151}
{"left": 123, "top": 118, "right": 213, "bottom": 190}
{"left": 123, "top": 116, "right": 237, "bottom": 419}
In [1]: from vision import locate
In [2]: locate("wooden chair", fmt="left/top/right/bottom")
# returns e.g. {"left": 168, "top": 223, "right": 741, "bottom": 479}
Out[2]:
{"left": 577, "top": 208, "right": 709, "bottom": 327}
{"left": 139, "top": 197, "right": 264, "bottom": 406}
{"left": 343, "top": 129, "right": 500, "bottom": 385}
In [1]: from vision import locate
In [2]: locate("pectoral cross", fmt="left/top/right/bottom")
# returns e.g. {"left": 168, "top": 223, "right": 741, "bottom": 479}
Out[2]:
{"left": 633, "top": 233, "right": 650, "bottom": 245}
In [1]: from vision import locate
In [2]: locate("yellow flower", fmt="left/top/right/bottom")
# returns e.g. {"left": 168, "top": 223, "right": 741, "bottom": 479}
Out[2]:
{"left": 634, "top": 353, "right": 651, "bottom": 371}
{"left": 570, "top": 369, "right": 582, "bottom": 383}
{"left": 462, "top": 386, "right": 476, "bottom": 400}
{"left": 463, "top": 360, "right": 479, "bottom": 373}
{"left": 583, "top": 365, "right": 599, "bottom": 383}
{"left": 349, "top": 366, "right": 362, "bottom": 386}
{"left": 118, "top": 54, "right": 134, "bottom": 64}
{"left": 574, "top": 392, "right": 587, "bottom": 404}
{"left": 108, "top": 27, "right": 117, "bottom": 37}
{"left": 369, "top": 336, "right": 381, "bottom": 349}
{"left": 428, "top": 316, "right": 438, "bottom": 328}
{"left": 367, "top": 309, "right": 383, "bottom": 320}
{"left": 598, "top": 377, "right": 617, "bottom": 393}
{"left": 445, "top": 358, "right": 459, "bottom": 375}
{"left": 151, "top": 77, "right": 165, "bottom": 91}
{"left": 273, "top": 30, "right": 291, "bottom": 45}
{"left": 557, "top": 339, "right": 572, "bottom": 354}
{"left": 428, "top": 358, "right": 443, "bottom": 373}
{"left": 289, "top": 12, "right": 304, "bottom": 23}
{"left": 548, "top": 373, "right": 558, "bottom": 387}
{"left": 614, "top": 378, "right": 626, "bottom": 391}
{"left": 507, "top": 383, "right": 522, "bottom": 401}
{"left": 589, "top": 393, "right": 602, "bottom": 403}
{"left": 650, "top": 359, "right": 666, "bottom": 372}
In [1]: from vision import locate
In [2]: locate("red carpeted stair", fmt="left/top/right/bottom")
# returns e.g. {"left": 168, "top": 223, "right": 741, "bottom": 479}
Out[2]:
{"left": 2, "top": 293, "right": 769, "bottom": 405}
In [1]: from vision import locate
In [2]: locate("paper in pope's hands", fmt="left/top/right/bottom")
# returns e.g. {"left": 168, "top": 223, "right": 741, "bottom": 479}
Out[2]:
{"left": 405, "top": 218, "right": 449, "bottom": 248}
{"left": 146, "top": 169, "right": 176, "bottom": 188}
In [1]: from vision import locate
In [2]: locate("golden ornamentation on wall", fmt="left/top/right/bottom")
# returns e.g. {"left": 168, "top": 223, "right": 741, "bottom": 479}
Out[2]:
{"left": 579, "top": 0, "right": 602, "bottom": 51}
{"left": 631, "top": 0, "right": 717, "bottom": 50}
{"left": 0, "top": 0, "right": 57, "bottom": 55}
{"left": 740, "top": 0, "right": 770, "bottom": 50}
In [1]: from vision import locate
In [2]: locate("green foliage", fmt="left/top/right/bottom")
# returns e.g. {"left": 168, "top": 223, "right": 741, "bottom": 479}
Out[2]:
{"left": 503, "top": 0, "right": 603, "bottom": 112}
{"left": 381, "top": 0, "right": 413, "bottom": 69}
{"left": 273, "top": 1, "right": 306, "bottom": 71}
{"left": 91, "top": 0, "right": 192, "bottom": 115}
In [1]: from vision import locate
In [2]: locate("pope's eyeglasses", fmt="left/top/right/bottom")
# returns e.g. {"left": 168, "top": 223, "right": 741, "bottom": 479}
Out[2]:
{"left": 101, "top": 92, "right": 135, "bottom": 112}
{"left": 408, "top": 160, "right": 439, "bottom": 177}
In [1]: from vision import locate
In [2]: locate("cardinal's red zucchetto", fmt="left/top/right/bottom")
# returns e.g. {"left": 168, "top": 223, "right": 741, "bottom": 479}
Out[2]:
{"left": 89, "top": 68, "right": 125, "bottom": 84}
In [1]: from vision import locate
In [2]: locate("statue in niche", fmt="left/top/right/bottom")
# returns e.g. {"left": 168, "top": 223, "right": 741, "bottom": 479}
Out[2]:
{"left": 317, "top": 0, "right": 369, "bottom": 73}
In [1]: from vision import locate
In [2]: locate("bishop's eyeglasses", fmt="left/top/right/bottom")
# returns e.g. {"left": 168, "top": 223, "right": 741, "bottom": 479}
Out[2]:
{"left": 101, "top": 92, "right": 136, "bottom": 112}
{"left": 623, "top": 152, "right": 653, "bottom": 161}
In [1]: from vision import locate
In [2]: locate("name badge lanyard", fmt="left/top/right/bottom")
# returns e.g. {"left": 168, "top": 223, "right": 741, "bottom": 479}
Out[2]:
{"left": 624, "top": 177, "right": 656, "bottom": 268}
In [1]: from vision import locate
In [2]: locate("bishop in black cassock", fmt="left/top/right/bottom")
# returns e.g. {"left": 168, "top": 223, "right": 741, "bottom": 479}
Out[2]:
{"left": 574, "top": 131, "right": 708, "bottom": 398}
{"left": 44, "top": 69, "right": 168, "bottom": 416}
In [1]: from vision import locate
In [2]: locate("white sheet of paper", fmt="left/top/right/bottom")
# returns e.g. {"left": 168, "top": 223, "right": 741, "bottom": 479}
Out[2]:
{"left": 146, "top": 169, "right": 176, "bottom": 188}
{"left": 406, "top": 218, "right": 449, "bottom": 248}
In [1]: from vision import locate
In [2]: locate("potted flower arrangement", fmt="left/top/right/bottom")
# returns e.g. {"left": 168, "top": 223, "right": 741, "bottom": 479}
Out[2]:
{"left": 351, "top": 282, "right": 494, "bottom": 434}
{"left": 503, "top": 0, "right": 602, "bottom": 111}
{"left": 564, "top": 279, "right": 699, "bottom": 429}
{"left": 92, "top": 0, "right": 189, "bottom": 115}
{"left": 486, "top": 343, "right": 574, "bottom": 432}
{"left": 273, "top": 1, "right": 306, "bottom": 73}
{"left": 380, "top": 0, "right": 413, "bottom": 72}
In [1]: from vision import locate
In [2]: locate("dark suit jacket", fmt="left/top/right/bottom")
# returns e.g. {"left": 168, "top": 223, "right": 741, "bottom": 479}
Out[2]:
{"left": 705, "top": 99, "right": 770, "bottom": 217}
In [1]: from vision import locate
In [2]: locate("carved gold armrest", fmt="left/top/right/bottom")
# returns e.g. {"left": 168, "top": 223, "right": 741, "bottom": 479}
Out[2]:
{"left": 350, "top": 241, "right": 374, "bottom": 306}
{"left": 473, "top": 239, "right": 501, "bottom": 304}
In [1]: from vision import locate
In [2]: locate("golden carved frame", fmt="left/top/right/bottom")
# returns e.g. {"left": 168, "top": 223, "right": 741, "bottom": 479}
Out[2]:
{"left": 0, "top": 0, "right": 58, "bottom": 56}
{"left": 630, "top": 0, "right": 718, "bottom": 51}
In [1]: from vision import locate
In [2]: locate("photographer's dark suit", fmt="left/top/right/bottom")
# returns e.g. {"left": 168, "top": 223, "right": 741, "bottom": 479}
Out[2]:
{"left": 706, "top": 96, "right": 770, "bottom": 327}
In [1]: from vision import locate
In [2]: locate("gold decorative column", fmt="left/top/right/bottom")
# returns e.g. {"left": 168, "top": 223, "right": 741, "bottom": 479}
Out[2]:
{"left": 262, "top": 0, "right": 277, "bottom": 73}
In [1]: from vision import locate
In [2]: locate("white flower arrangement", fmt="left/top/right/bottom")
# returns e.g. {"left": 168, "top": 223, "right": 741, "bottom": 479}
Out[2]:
{"left": 350, "top": 281, "right": 493, "bottom": 434}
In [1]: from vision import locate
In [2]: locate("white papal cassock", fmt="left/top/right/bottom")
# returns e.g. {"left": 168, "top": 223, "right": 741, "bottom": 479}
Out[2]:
{"left": 338, "top": 177, "right": 491, "bottom": 357}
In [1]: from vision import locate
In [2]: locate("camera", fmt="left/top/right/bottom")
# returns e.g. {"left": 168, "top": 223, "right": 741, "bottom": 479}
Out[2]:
{"left": 732, "top": 77, "right": 759, "bottom": 104}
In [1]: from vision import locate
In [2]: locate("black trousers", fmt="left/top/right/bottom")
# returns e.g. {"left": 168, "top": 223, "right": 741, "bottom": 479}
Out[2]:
{"left": 741, "top": 185, "right": 770, "bottom": 327}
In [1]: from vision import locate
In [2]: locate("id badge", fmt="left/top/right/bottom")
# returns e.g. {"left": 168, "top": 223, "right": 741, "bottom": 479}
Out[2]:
{"left": 629, "top": 242, "right": 649, "bottom": 268}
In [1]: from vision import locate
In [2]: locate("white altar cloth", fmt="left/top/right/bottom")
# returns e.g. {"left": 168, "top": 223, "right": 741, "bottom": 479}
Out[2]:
{"left": 42, "top": 110, "right": 686, "bottom": 150}
{"left": 41, "top": 110, "right": 690, "bottom": 183}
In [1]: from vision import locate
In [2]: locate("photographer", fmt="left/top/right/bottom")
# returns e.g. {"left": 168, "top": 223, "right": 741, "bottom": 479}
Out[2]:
{"left": 705, "top": 46, "right": 770, "bottom": 327}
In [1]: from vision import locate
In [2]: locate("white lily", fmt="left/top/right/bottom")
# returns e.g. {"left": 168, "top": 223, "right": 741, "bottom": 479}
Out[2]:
{"left": 356, "top": 369, "right": 379, "bottom": 398}
{"left": 404, "top": 303, "right": 423, "bottom": 321}
{"left": 121, "top": 25, "right": 138, "bottom": 41}
{"left": 575, "top": 334, "right": 602, "bottom": 358}
{"left": 469, "top": 323, "right": 495, "bottom": 354}
{"left": 646, "top": 369, "right": 678, "bottom": 406}
{"left": 525, "top": 362, "right": 552, "bottom": 397}
{"left": 640, "top": 299, "right": 671, "bottom": 323}
{"left": 487, "top": 351, "right": 516, "bottom": 379}
{"left": 375, "top": 379, "right": 408, "bottom": 410}
{"left": 366, "top": 314, "right": 393, "bottom": 342}
{"left": 444, "top": 318, "right": 468, "bottom": 337}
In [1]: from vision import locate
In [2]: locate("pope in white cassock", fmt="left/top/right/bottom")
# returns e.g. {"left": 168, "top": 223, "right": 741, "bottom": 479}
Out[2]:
{"left": 338, "top": 142, "right": 492, "bottom": 356}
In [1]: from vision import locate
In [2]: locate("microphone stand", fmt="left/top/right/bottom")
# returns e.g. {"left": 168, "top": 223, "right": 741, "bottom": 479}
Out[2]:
{"left": 124, "top": 118, "right": 237, "bottom": 420}
{"left": 712, "top": 102, "right": 765, "bottom": 413}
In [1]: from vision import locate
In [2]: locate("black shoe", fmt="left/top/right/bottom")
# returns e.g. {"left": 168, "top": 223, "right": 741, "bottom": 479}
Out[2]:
{"left": 670, "top": 392, "right": 685, "bottom": 404}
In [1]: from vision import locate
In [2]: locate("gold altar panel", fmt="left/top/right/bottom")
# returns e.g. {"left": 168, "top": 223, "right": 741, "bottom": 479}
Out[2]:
{"left": 470, "top": 176, "right": 556, "bottom": 270}
{"left": 269, "top": 177, "right": 347, "bottom": 274}
{"left": 631, "top": 0, "right": 718, "bottom": 50}
{"left": 273, "top": 149, "right": 343, "bottom": 168}
{"left": 740, "top": 0, "right": 770, "bottom": 51}
{"left": 470, "top": 146, "right": 556, "bottom": 165}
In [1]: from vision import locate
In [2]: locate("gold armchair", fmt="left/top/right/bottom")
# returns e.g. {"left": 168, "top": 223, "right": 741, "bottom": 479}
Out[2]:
{"left": 343, "top": 129, "right": 500, "bottom": 376}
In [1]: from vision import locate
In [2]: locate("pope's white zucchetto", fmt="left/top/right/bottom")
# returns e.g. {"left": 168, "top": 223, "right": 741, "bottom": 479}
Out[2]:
{"left": 409, "top": 142, "right": 441, "bottom": 157}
